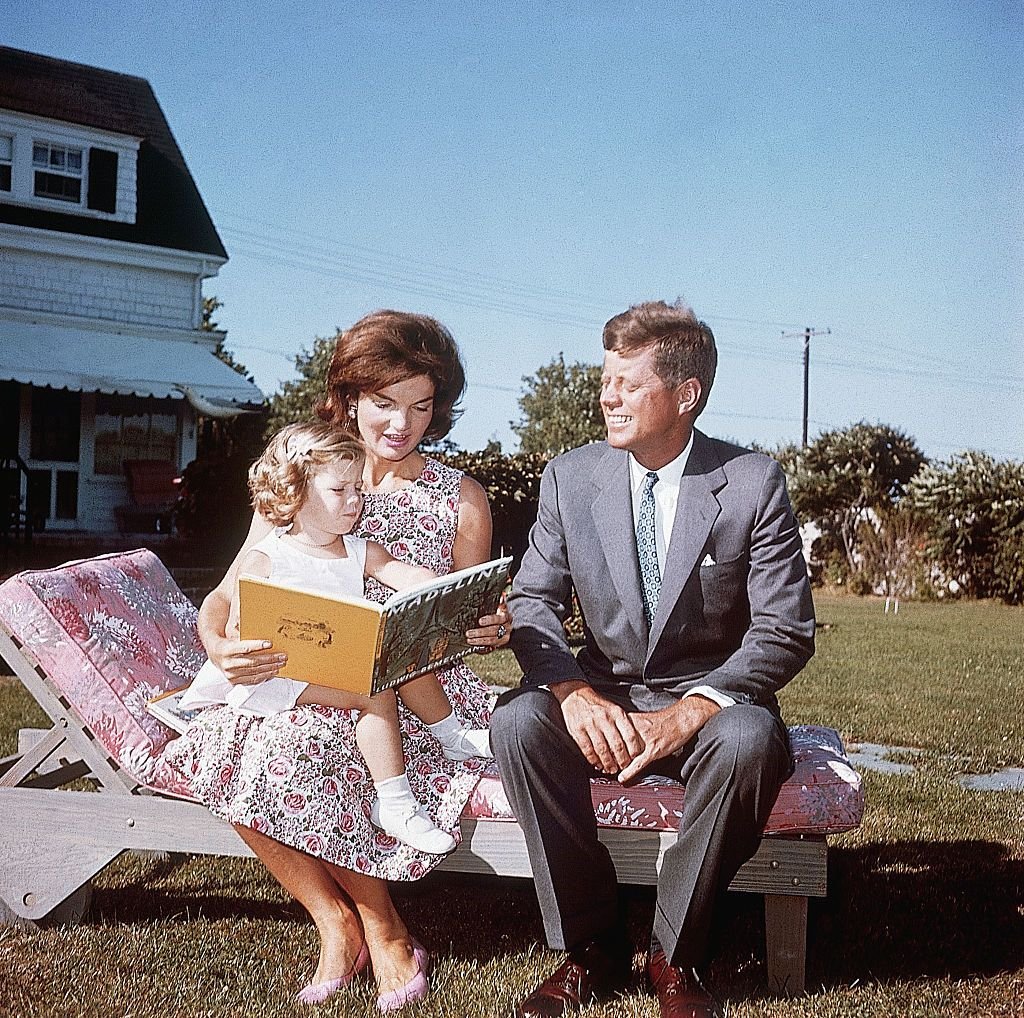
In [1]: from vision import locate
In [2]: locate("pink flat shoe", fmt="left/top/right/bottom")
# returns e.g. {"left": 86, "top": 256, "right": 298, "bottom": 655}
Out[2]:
{"left": 296, "top": 940, "right": 371, "bottom": 1005}
{"left": 376, "top": 939, "right": 430, "bottom": 1013}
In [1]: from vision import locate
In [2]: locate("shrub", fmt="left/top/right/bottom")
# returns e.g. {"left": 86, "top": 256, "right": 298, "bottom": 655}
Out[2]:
{"left": 776, "top": 423, "right": 926, "bottom": 584}
{"left": 907, "top": 451, "right": 1024, "bottom": 604}
{"left": 855, "top": 504, "right": 930, "bottom": 600}
{"left": 440, "top": 449, "right": 547, "bottom": 568}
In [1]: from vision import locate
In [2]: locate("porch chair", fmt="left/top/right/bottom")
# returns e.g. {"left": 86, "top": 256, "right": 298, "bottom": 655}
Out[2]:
{"left": 113, "top": 459, "right": 179, "bottom": 533}
{"left": 0, "top": 549, "right": 864, "bottom": 995}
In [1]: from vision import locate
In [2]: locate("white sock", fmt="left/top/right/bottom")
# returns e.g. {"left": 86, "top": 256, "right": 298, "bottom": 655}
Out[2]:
{"left": 426, "top": 711, "right": 492, "bottom": 759}
{"left": 374, "top": 773, "right": 417, "bottom": 811}
{"left": 425, "top": 711, "right": 463, "bottom": 744}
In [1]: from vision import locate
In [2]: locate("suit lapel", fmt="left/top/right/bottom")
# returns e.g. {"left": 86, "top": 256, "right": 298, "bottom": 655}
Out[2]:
{"left": 590, "top": 446, "right": 648, "bottom": 645}
{"left": 649, "top": 431, "right": 725, "bottom": 649}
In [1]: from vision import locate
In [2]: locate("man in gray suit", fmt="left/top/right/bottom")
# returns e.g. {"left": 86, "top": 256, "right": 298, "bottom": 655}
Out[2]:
{"left": 491, "top": 300, "right": 815, "bottom": 1018}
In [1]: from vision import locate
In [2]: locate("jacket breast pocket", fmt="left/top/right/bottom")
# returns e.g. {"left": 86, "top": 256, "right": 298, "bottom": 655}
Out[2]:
{"left": 697, "top": 555, "right": 748, "bottom": 635}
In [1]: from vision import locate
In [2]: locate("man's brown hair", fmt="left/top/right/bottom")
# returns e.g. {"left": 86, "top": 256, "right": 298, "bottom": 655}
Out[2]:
{"left": 602, "top": 299, "right": 717, "bottom": 415}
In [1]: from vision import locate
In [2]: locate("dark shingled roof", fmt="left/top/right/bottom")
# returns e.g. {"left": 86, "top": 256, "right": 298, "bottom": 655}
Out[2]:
{"left": 0, "top": 46, "right": 227, "bottom": 259}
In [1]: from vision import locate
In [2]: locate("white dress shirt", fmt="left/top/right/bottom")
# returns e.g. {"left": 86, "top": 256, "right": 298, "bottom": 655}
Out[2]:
{"left": 628, "top": 437, "right": 735, "bottom": 711}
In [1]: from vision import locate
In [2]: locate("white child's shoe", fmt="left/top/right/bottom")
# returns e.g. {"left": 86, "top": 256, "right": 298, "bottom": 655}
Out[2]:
{"left": 370, "top": 799, "right": 456, "bottom": 855}
{"left": 439, "top": 726, "right": 493, "bottom": 762}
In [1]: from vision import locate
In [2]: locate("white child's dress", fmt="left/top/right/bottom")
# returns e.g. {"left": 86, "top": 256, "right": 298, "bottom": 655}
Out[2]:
{"left": 178, "top": 529, "right": 367, "bottom": 716}
{"left": 162, "top": 457, "right": 494, "bottom": 882}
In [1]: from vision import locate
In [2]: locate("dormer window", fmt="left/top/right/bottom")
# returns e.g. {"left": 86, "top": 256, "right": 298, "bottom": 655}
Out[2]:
{"left": 0, "top": 109, "right": 137, "bottom": 223}
{"left": 0, "top": 134, "right": 11, "bottom": 191}
{"left": 33, "top": 141, "right": 83, "bottom": 203}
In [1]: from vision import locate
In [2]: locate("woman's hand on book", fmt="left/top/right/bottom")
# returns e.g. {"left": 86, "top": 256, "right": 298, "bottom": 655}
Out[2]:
{"left": 209, "top": 636, "right": 288, "bottom": 685}
{"left": 467, "top": 595, "right": 512, "bottom": 655}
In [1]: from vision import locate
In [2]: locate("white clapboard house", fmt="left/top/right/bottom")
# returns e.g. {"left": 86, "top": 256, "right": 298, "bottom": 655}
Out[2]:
{"left": 0, "top": 46, "right": 263, "bottom": 538}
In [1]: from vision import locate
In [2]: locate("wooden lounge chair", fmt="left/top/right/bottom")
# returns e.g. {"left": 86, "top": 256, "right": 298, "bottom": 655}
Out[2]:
{"left": 0, "top": 549, "right": 864, "bottom": 994}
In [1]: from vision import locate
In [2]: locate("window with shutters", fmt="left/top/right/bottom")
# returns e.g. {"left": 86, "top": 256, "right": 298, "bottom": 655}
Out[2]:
{"left": 0, "top": 112, "right": 134, "bottom": 221}
{"left": 0, "top": 134, "right": 11, "bottom": 192}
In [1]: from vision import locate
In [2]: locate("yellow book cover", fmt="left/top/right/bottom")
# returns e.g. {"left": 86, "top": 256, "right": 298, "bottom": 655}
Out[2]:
{"left": 238, "top": 555, "right": 512, "bottom": 696}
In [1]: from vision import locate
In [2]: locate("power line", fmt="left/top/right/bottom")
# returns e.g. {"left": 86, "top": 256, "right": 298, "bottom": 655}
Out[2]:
{"left": 221, "top": 212, "right": 804, "bottom": 327}
{"left": 815, "top": 355, "right": 1024, "bottom": 392}
{"left": 215, "top": 215, "right": 1024, "bottom": 396}
{"left": 468, "top": 382, "right": 520, "bottom": 394}
{"left": 216, "top": 213, "right": 809, "bottom": 333}
{"left": 217, "top": 213, "right": 616, "bottom": 315}
{"left": 223, "top": 232, "right": 602, "bottom": 331}
{"left": 837, "top": 333, "right": 969, "bottom": 372}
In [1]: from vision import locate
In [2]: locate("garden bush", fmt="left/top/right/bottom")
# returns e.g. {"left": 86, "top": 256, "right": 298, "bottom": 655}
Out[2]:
{"left": 908, "top": 451, "right": 1024, "bottom": 604}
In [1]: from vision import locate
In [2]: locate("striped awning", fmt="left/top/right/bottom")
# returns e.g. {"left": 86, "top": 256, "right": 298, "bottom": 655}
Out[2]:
{"left": 0, "top": 319, "right": 264, "bottom": 410}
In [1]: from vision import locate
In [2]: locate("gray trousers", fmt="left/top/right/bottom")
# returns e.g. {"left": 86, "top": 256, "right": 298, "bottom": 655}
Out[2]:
{"left": 490, "top": 684, "right": 791, "bottom": 967}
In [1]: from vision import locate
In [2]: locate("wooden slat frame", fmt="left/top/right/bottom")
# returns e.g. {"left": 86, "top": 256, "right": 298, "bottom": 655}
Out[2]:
{"left": 0, "top": 628, "right": 135, "bottom": 794}
{"left": 0, "top": 616, "right": 825, "bottom": 993}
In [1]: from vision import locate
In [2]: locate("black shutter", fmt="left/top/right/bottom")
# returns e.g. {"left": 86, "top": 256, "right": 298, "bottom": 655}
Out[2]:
{"left": 87, "top": 148, "right": 118, "bottom": 213}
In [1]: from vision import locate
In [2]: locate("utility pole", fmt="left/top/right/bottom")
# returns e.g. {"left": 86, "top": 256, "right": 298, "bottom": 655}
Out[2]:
{"left": 781, "top": 327, "right": 830, "bottom": 447}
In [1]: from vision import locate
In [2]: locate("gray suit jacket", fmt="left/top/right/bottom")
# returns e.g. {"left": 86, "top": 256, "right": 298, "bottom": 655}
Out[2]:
{"left": 508, "top": 430, "right": 815, "bottom": 711}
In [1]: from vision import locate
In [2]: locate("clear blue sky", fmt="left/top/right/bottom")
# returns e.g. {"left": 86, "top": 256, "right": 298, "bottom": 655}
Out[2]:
{"left": 7, "top": 0, "right": 1022, "bottom": 459}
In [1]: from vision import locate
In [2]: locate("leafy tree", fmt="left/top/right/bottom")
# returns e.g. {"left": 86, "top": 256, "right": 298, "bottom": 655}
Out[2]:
{"left": 265, "top": 333, "right": 340, "bottom": 434}
{"left": 201, "top": 294, "right": 221, "bottom": 330}
{"left": 512, "top": 354, "right": 604, "bottom": 456}
{"left": 193, "top": 296, "right": 264, "bottom": 457}
{"left": 783, "top": 422, "right": 927, "bottom": 579}
{"left": 908, "top": 451, "right": 1024, "bottom": 603}
{"left": 202, "top": 296, "right": 253, "bottom": 382}
{"left": 175, "top": 297, "right": 266, "bottom": 553}
{"left": 763, "top": 440, "right": 800, "bottom": 473}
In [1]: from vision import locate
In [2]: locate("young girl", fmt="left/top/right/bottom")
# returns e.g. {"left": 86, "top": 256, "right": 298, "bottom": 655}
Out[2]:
{"left": 179, "top": 421, "right": 491, "bottom": 855}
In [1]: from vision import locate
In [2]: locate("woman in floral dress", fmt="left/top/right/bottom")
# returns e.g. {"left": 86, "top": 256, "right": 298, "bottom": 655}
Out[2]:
{"left": 163, "top": 311, "right": 511, "bottom": 1008}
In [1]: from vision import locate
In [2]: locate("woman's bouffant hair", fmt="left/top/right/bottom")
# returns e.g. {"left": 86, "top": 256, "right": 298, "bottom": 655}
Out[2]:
{"left": 318, "top": 310, "right": 466, "bottom": 441}
{"left": 249, "top": 421, "right": 365, "bottom": 527}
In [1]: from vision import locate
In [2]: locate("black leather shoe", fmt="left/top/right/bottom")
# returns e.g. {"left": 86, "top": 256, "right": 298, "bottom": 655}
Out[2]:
{"left": 511, "top": 936, "right": 631, "bottom": 1017}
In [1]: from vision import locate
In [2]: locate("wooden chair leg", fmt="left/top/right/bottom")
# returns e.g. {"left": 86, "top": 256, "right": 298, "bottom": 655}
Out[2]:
{"left": 764, "top": 893, "right": 807, "bottom": 995}
{"left": 0, "top": 882, "right": 93, "bottom": 930}
{"left": 0, "top": 831, "right": 118, "bottom": 925}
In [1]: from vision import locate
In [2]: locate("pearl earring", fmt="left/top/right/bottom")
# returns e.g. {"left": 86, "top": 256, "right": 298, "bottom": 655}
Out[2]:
{"left": 348, "top": 405, "right": 357, "bottom": 419}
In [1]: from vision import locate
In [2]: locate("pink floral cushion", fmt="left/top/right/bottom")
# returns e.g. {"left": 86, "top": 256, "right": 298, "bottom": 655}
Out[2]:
{"left": 0, "top": 550, "right": 864, "bottom": 836}
{"left": 466, "top": 724, "right": 864, "bottom": 836}
{"left": 0, "top": 549, "right": 205, "bottom": 787}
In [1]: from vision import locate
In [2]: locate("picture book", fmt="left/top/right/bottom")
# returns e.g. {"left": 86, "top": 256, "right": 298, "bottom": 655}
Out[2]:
{"left": 237, "top": 555, "right": 512, "bottom": 696}
{"left": 146, "top": 685, "right": 204, "bottom": 735}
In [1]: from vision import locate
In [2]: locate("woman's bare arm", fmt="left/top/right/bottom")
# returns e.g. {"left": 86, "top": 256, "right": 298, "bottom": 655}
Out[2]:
{"left": 225, "top": 548, "right": 271, "bottom": 637}
{"left": 452, "top": 475, "right": 510, "bottom": 649}
{"left": 197, "top": 512, "right": 286, "bottom": 682}
{"left": 451, "top": 475, "right": 492, "bottom": 570}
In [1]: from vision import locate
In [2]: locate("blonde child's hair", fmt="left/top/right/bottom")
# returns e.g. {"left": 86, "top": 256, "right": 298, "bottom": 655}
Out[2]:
{"left": 249, "top": 421, "right": 366, "bottom": 527}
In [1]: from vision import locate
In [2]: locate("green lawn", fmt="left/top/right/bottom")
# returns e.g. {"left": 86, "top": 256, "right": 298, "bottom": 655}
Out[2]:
{"left": 1, "top": 594, "right": 1022, "bottom": 1017}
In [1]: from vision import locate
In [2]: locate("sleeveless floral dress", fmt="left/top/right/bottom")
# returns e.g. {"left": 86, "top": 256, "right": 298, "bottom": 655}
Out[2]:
{"left": 161, "top": 457, "right": 495, "bottom": 880}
